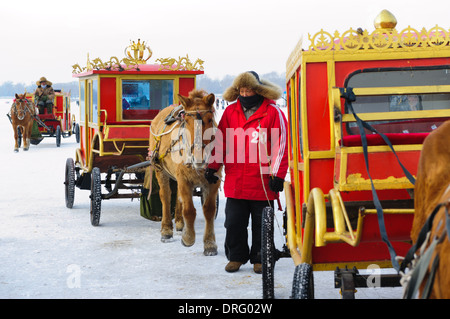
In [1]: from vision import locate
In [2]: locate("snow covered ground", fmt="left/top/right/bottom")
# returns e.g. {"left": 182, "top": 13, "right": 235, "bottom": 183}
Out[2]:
{"left": 0, "top": 98, "right": 404, "bottom": 299}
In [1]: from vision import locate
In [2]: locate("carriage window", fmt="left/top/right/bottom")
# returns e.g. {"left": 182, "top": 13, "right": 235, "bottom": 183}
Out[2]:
{"left": 92, "top": 79, "right": 98, "bottom": 123}
{"left": 122, "top": 79, "right": 173, "bottom": 120}
{"left": 79, "top": 81, "right": 85, "bottom": 123}
{"left": 347, "top": 68, "right": 450, "bottom": 114}
{"left": 345, "top": 67, "right": 450, "bottom": 135}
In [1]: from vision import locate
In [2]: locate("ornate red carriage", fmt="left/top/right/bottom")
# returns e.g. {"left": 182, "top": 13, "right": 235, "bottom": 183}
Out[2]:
{"left": 64, "top": 40, "right": 204, "bottom": 226}
{"left": 262, "top": 10, "right": 450, "bottom": 298}
{"left": 24, "top": 89, "right": 77, "bottom": 146}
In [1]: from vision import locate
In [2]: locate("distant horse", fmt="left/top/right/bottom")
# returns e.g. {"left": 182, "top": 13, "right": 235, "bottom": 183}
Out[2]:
{"left": 406, "top": 120, "right": 450, "bottom": 298}
{"left": 9, "top": 93, "right": 36, "bottom": 152}
{"left": 148, "top": 89, "right": 221, "bottom": 256}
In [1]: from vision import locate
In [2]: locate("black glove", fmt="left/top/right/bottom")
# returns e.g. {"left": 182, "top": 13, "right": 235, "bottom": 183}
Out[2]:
{"left": 205, "top": 168, "right": 219, "bottom": 184}
{"left": 269, "top": 176, "right": 284, "bottom": 192}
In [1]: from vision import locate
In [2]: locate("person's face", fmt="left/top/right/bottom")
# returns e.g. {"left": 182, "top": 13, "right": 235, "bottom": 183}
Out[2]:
{"left": 407, "top": 95, "right": 419, "bottom": 110}
{"left": 239, "top": 87, "right": 256, "bottom": 97}
{"left": 41, "top": 81, "right": 46, "bottom": 87}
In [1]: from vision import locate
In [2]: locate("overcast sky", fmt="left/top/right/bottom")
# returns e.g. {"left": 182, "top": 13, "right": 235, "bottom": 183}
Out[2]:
{"left": 1, "top": 0, "right": 449, "bottom": 85}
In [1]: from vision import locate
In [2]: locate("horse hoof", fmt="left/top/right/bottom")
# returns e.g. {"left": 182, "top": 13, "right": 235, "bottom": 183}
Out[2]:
{"left": 181, "top": 237, "right": 195, "bottom": 247}
{"left": 14, "top": 149, "right": 19, "bottom": 153}
{"left": 203, "top": 248, "right": 218, "bottom": 256}
{"left": 160, "top": 235, "right": 173, "bottom": 243}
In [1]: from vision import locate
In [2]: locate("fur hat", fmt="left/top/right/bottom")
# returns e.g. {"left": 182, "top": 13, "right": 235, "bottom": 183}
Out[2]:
{"left": 222, "top": 71, "right": 282, "bottom": 102}
{"left": 36, "top": 76, "right": 52, "bottom": 86}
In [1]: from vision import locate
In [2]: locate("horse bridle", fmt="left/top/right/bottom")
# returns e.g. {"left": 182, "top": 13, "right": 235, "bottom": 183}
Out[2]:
{"left": 175, "top": 110, "right": 216, "bottom": 169}
{"left": 150, "top": 106, "right": 216, "bottom": 173}
{"left": 12, "top": 98, "right": 33, "bottom": 121}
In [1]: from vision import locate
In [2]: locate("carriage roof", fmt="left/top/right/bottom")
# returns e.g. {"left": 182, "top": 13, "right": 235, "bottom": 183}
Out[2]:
{"left": 73, "top": 63, "right": 204, "bottom": 78}
{"left": 286, "top": 9, "right": 450, "bottom": 81}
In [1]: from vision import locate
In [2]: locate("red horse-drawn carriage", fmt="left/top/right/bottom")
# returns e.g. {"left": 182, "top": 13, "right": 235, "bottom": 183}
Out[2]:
{"left": 27, "top": 89, "right": 78, "bottom": 146}
{"left": 64, "top": 40, "right": 205, "bottom": 226}
{"left": 262, "top": 10, "right": 450, "bottom": 298}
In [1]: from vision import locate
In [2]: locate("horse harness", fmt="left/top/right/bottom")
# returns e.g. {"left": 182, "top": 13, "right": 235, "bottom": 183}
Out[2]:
{"left": 399, "top": 191, "right": 450, "bottom": 298}
{"left": 149, "top": 105, "right": 215, "bottom": 178}
{"left": 10, "top": 97, "right": 35, "bottom": 121}
{"left": 9, "top": 98, "right": 52, "bottom": 131}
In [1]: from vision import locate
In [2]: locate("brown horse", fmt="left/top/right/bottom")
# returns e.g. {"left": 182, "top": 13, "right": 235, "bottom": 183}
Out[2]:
{"left": 406, "top": 120, "right": 450, "bottom": 298}
{"left": 9, "top": 93, "right": 36, "bottom": 152}
{"left": 148, "top": 89, "right": 221, "bottom": 256}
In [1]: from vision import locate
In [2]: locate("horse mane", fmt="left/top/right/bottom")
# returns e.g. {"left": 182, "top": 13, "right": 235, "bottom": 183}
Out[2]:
{"left": 182, "top": 89, "right": 215, "bottom": 115}
{"left": 188, "top": 89, "right": 208, "bottom": 100}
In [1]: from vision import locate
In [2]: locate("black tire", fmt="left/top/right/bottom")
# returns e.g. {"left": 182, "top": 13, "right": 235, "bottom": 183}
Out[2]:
{"left": 262, "top": 206, "right": 275, "bottom": 299}
{"left": 65, "top": 158, "right": 75, "bottom": 208}
{"left": 90, "top": 167, "right": 102, "bottom": 226}
{"left": 291, "top": 263, "right": 314, "bottom": 299}
{"left": 74, "top": 124, "right": 80, "bottom": 143}
{"left": 56, "top": 125, "right": 61, "bottom": 147}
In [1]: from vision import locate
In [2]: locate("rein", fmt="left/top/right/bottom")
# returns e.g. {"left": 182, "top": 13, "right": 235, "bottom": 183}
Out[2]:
{"left": 400, "top": 198, "right": 450, "bottom": 298}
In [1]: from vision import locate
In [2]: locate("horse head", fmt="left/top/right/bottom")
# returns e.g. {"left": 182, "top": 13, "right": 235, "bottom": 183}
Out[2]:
{"left": 178, "top": 89, "right": 216, "bottom": 170}
{"left": 13, "top": 93, "right": 30, "bottom": 121}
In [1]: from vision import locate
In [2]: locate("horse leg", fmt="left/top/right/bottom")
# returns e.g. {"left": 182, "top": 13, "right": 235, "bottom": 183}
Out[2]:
{"left": 13, "top": 124, "right": 19, "bottom": 152}
{"left": 155, "top": 171, "right": 174, "bottom": 242}
{"left": 175, "top": 198, "right": 184, "bottom": 232}
{"left": 201, "top": 187, "right": 218, "bottom": 256}
{"left": 23, "top": 120, "right": 32, "bottom": 151}
{"left": 178, "top": 182, "right": 196, "bottom": 247}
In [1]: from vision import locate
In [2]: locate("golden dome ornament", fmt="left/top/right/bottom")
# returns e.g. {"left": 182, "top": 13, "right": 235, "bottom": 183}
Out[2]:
{"left": 374, "top": 9, "right": 397, "bottom": 31}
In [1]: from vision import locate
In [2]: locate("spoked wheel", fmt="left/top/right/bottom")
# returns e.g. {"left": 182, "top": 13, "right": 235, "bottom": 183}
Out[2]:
{"left": 291, "top": 263, "right": 314, "bottom": 299}
{"left": 65, "top": 158, "right": 75, "bottom": 208}
{"left": 56, "top": 125, "right": 61, "bottom": 147}
{"left": 262, "top": 206, "right": 275, "bottom": 299}
{"left": 90, "top": 167, "right": 102, "bottom": 226}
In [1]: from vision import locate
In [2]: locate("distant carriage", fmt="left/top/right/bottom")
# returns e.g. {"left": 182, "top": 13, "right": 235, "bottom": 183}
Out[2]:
{"left": 26, "top": 89, "right": 78, "bottom": 147}
{"left": 8, "top": 90, "right": 78, "bottom": 149}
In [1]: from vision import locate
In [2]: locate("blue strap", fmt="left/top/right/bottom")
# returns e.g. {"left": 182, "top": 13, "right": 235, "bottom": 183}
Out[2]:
{"left": 340, "top": 87, "right": 416, "bottom": 272}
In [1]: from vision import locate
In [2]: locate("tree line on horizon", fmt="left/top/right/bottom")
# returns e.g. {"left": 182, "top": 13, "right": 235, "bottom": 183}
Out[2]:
{"left": 0, "top": 72, "right": 285, "bottom": 99}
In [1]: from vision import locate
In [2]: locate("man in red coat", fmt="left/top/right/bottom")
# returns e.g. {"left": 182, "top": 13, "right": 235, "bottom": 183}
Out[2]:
{"left": 205, "top": 71, "right": 288, "bottom": 273}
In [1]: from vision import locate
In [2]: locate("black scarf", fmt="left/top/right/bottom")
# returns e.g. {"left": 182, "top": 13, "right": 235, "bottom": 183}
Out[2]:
{"left": 238, "top": 94, "right": 264, "bottom": 110}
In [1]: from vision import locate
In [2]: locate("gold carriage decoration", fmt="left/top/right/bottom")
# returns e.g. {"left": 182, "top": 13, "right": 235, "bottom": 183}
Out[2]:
{"left": 287, "top": 9, "right": 450, "bottom": 80}
{"left": 72, "top": 39, "right": 204, "bottom": 74}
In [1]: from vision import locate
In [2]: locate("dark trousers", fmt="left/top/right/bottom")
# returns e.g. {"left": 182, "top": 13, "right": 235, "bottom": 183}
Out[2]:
{"left": 224, "top": 198, "right": 273, "bottom": 265}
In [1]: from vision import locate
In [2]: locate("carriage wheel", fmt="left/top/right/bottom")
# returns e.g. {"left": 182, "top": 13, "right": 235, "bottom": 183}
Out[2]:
{"left": 65, "top": 158, "right": 75, "bottom": 208}
{"left": 74, "top": 124, "right": 80, "bottom": 143}
{"left": 291, "top": 263, "right": 314, "bottom": 299}
{"left": 262, "top": 206, "right": 275, "bottom": 299}
{"left": 56, "top": 125, "right": 61, "bottom": 147}
{"left": 90, "top": 167, "right": 102, "bottom": 226}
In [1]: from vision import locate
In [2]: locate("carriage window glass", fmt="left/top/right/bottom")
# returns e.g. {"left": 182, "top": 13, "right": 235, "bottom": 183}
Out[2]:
{"left": 79, "top": 81, "right": 85, "bottom": 123}
{"left": 122, "top": 79, "right": 173, "bottom": 120}
{"left": 346, "top": 68, "right": 450, "bottom": 114}
{"left": 92, "top": 79, "right": 98, "bottom": 123}
{"left": 345, "top": 68, "right": 450, "bottom": 135}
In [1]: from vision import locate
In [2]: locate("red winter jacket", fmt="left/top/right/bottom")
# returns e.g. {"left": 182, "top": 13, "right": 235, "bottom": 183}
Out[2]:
{"left": 208, "top": 98, "right": 289, "bottom": 201}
